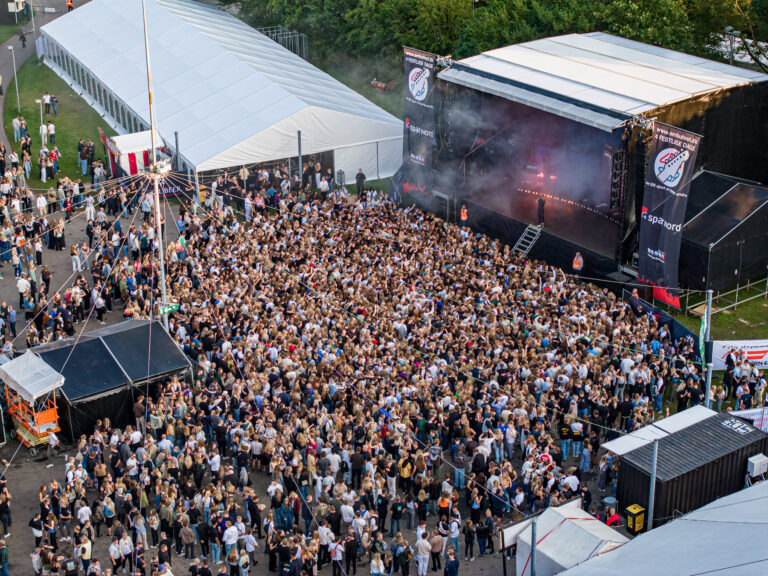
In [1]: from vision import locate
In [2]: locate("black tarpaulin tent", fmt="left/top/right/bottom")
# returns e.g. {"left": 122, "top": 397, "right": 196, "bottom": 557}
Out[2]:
{"left": 32, "top": 319, "right": 191, "bottom": 441}
{"left": 679, "top": 171, "right": 768, "bottom": 291}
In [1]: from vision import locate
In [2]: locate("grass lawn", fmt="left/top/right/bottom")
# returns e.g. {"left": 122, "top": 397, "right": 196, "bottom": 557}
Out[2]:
{"left": 313, "top": 52, "right": 403, "bottom": 118}
{"left": 0, "top": 22, "right": 24, "bottom": 46}
{"left": 4, "top": 58, "right": 115, "bottom": 190}
{"left": 673, "top": 289, "right": 768, "bottom": 340}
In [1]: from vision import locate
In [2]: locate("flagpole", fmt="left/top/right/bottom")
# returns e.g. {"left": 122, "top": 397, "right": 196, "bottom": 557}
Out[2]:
{"left": 704, "top": 289, "right": 713, "bottom": 408}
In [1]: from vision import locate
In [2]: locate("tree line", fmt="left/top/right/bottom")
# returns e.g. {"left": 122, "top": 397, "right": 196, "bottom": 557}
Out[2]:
{"left": 219, "top": 0, "right": 768, "bottom": 69}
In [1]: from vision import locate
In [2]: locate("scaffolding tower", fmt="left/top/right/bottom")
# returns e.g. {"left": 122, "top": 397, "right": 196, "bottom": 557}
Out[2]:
{"left": 257, "top": 25, "right": 308, "bottom": 60}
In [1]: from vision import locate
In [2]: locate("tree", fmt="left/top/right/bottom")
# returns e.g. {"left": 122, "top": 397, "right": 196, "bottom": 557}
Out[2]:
{"left": 454, "top": 0, "right": 537, "bottom": 58}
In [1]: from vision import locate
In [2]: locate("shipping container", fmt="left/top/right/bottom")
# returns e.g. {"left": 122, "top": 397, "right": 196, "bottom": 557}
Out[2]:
{"left": 615, "top": 411, "right": 768, "bottom": 525}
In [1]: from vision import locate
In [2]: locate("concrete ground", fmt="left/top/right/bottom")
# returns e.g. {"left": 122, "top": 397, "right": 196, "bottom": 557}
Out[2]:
{"left": 0, "top": 443, "right": 513, "bottom": 576}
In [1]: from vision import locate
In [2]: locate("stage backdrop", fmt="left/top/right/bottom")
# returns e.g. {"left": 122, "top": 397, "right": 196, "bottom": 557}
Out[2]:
{"left": 638, "top": 123, "right": 701, "bottom": 307}
{"left": 401, "top": 47, "right": 436, "bottom": 195}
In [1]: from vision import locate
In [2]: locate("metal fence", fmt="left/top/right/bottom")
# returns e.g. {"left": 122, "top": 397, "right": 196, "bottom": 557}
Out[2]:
{"left": 257, "top": 25, "right": 308, "bottom": 60}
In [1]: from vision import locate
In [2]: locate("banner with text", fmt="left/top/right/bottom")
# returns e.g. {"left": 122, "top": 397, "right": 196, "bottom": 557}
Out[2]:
{"left": 402, "top": 47, "right": 436, "bottom": 195}
{"left": 638, "top": 123, "right": 701, "bottom": 308}
{"left": 713, "top": 339, "right": 768, "bottom": 371}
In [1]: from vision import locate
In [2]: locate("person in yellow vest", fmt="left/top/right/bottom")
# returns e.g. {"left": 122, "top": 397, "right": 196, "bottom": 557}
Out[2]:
{"left": 460, "top": 205, "right": 468, "bottom": 228}
{"left": 572, "top": 251, "right": 584, "bottom": 278}
{"left": 67, "top": 0, "right": 74, "bottom": 11}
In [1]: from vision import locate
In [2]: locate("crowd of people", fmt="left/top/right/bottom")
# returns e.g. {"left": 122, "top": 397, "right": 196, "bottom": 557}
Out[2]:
{"left": 2, "top": 157, "right": 762, "bottom": 576}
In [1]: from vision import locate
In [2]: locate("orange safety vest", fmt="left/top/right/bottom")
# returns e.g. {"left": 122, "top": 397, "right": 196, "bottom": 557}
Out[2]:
{"left": 67, "top": 0, "right": 73, "bottom": 7}
{"left": 460, "top": 207, "right": 468, "bottom": 221}
{"left": 573, "top": 255, "right": 583, "bottom": 270}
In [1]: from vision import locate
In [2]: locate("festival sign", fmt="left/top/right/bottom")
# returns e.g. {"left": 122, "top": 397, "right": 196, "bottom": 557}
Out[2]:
{"left": 638, "top": 123, "right": 701, "bottom": 307}
{"left": 402, "top": 47, "right": 437, "bottom": 195}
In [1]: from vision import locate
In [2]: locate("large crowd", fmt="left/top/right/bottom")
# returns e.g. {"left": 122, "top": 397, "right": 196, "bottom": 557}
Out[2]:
{"left": 0, "top": 160, "right": 765, "bottom": 576}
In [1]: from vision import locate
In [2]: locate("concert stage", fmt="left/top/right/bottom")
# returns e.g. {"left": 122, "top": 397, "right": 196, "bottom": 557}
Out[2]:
{"left": 464, "top": 186, "right": 619, "bottom": 256}
{"left": 396, "top": 32, "right": 768, "bottom": 288}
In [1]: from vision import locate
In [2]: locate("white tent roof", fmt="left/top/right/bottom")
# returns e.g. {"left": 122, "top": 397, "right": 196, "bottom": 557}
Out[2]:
{"left": 516, "top": 506, "right": 628, "bottom": 576}
{"left": 0, "top": 352, "right": 64, "bottom": 403}
{"left": 110, "top": 130, "right": 163, "bottom": 155}
{"left": 41, "top": 0, "right": 402, "bottom": 171}
{"left": 439, "top": 32, "right": 768, "bottom": 132}
{"left": 602, "top": 405, "right": 716, "bottom": 456}
{"left": 560, "top": 481, "right": 768, "bottom": 576}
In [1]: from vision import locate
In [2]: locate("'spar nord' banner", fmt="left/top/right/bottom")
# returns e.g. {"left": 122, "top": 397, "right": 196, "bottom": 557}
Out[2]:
{"left": 638, "top": 123, "right": 701, "bottom": 308}
{"left": 713, "top": 339, "right": 768, "bottom": 371}
{"left": 402, "top": 47, "right": 436, "bottom": 195}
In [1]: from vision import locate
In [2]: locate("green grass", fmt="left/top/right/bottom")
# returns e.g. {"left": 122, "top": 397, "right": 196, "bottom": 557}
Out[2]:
{"left": 0, "top": 22, "right": 24, "bottom": 45}
{"left": 4, "top": 58, "right": 115, "bottom": 190}
{"left": 312, "top": 52, "right": 403, "bottom": 118}
{"left": 674, "top": 294, "right": 768, "bottom": 340}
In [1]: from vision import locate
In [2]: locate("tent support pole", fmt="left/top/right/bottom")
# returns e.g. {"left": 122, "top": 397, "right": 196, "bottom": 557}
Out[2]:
{"left": 704, "top": 289, "right": 713, "bottom": 409}
{"left": 500, "top": 528, "right": 507, "bottom": 576}
{"left": 298, "top": 130, "right": 302, "bottom": 190}
{"left": 194, "top": 170, "right": 200, "bottom": 216}
{"left": 648, "top": 439, "right": 659, "bottom": 530}
{"left": 174, "top": 131, "right": 180, "bottom": 171}
{"left": 530, "top": 515, "right": 537, "bottom": 576}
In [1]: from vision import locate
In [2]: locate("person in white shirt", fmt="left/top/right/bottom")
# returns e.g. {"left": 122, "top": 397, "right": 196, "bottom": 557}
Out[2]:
{"left": 11, "top": 116, "right": 20, "bottom": 141}
{"left": 77, "top": 503, "right": 92, "bottom": 526}
{"left": 47, "top": 431, "right": 59, "bottom": 459}
{"left": 36, "top": 194, "right": 47, "bottom": 217}
{"left": 39, "top": 122, "right": 48, "bottom": 146}
{"left": 222, "top": 521, "right": 240, "bottom": 556}
{"left": 108, "top": 538, "right": 122, "bottom": 573}
{"left": 47, "top": 122, "right": 56, "bottom": 145}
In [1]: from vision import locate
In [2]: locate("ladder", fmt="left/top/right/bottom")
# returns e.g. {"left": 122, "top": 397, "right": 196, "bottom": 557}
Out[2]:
{"left": 513, "top": 224, "right": 542, "bottom": 257}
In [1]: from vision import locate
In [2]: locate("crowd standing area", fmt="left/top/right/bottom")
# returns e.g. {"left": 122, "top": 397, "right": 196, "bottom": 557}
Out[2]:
{"left": 0, "top": 161, "right": 765, "bottom": 576}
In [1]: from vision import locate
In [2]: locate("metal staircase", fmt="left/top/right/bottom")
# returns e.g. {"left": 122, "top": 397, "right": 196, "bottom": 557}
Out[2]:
{"left": 513, "top": 224, "right": 542, "bottom": 256}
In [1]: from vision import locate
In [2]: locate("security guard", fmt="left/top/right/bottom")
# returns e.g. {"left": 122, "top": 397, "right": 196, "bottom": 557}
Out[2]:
{"left": 572, "top": 251, "right": 584, "bottom": 278}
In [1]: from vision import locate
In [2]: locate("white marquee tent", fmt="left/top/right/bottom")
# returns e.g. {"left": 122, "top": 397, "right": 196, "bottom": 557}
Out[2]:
{"left": 39, "top": 0, "right": 403, "bottom": 179}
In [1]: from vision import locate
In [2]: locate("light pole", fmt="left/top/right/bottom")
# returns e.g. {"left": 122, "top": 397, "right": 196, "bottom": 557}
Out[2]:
{"left": 30, "top": 1, "right": 37, "bottom": 43}
{"left": 724, "top": 26, "right": 741, "bottom": 66}
{"left": 140, "top": 0, "right": 169, "bottom": 331}
{"left": 7, "top": 46, "right": 20, "bottom": 115}
{"left": 34, "top": 98, "right": 43, "bottom": 141}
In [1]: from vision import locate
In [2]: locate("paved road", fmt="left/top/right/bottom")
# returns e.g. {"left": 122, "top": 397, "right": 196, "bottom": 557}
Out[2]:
{"left": 0, "top": 1, "right": 77, "bottom": 148}
{"left": 0, "top": 443, "right": 509, "bottom": 576}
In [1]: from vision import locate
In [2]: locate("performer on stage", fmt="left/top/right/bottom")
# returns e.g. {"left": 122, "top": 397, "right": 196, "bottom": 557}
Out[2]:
{"left": 537, "top": 194, "right": 545, "bottom": 226}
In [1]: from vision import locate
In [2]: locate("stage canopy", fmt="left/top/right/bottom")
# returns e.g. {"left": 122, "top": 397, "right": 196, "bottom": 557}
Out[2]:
{"left": 39, "top": 0, "right": 403, "bottom": 178}
{"left": 680, "top": 171, "right": 768, "bottom": 290}
{"left": 31, "top": 319, "right": 191, "bottom": 439}
{"left": 439, "top": 32, "right": 768, "bottom": 132}
{"left": 0, "top": 352, "right": 64, "bottom": 404}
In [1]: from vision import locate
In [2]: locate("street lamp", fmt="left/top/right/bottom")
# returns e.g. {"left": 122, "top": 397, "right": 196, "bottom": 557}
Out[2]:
{"left": 724, "top": 26, "right": 741, "bottom": 66}
{"left": 30, "top": 1, "right": 37, "bottom": 44}
{"left": 7, "top": 46, "right": 20, "bottom": 115}
{"left": 34, "top": 98, "right": 43, "bottom": 139}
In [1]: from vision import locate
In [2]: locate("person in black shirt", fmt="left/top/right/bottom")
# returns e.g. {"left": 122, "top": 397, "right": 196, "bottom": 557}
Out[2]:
{"left": 677, "top": 384, "right": 691, "bottom": 413}
{"left": 343, "top": 527, "right": 359, "bottom": 575}
{"left": 376, "top": 491, "right": 389, "bottom": 532}
{"left": 389, "top": 497, "right": 404, "bottom": 536}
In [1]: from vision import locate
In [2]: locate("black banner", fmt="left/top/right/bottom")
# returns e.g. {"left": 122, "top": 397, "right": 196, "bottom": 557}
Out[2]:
{"left": 638, "top": 123, "right": 701, "bottom": 307}
{"left": 402, "top": 47, "right": 436, "bottom": 195}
